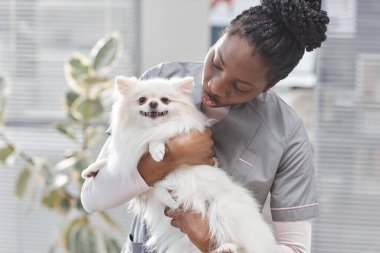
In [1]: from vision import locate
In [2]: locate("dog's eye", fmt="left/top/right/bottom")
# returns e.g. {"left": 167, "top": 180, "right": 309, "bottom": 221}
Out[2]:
{"left": 161, "top": 97, "right": 170, "bottom": 104}
{"left": 138, "top": 97, "right": 147, "bottom": 104}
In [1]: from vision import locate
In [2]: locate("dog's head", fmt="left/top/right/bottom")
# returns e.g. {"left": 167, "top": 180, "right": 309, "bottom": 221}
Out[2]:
{"left": 114, "top": 76, "right": 195, "bottom": 126}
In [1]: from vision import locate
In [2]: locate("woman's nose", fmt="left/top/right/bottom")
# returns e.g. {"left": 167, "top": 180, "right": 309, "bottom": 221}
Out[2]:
{"left": 208, "top": 79, "right": 227, "bottom": 97}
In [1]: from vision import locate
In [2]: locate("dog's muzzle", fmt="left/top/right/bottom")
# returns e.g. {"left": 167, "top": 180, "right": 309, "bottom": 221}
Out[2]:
{"left": 140, "top": 110, "right": 168, "bottom": 119}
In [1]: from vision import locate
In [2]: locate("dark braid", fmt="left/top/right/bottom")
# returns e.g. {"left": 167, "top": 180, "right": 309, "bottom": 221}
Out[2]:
{"left": 226, "top": 0, "right": 330, "bottom": 88}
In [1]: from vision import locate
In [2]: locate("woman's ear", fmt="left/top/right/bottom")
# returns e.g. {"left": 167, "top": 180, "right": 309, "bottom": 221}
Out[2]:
{"left": 115, "top": 76, "right": 138, "bottom": 95}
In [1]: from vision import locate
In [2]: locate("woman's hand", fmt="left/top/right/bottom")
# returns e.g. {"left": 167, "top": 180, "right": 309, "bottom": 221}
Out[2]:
{"left": 164, "top": 206, "right": 215, "bottom": 253}
{"left": 167, "top": 128, "right": 215, "bottom": 167}
{"left": 138, "top": 129, "right": 215, "bottom": 186}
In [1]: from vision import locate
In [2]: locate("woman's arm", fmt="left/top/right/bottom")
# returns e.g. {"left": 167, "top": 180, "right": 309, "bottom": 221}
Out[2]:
{"left": 80, "top": 129, "right": 215, "bottom": 212}
{"left": 138, "top": 129, "right": 215, "bottom": 186}
{"left": 274, "top": 220, "right": 311, "bottom": 253}
{"left": 80, "top": 138, "right": 151, "bottom": 212}
{"left": 165, "top": 207, "right": 312, "bottom": 253}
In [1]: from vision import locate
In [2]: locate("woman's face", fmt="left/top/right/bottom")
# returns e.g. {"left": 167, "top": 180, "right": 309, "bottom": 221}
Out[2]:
{"left": 202, "top": 33, "right": 269, "bottom": 108}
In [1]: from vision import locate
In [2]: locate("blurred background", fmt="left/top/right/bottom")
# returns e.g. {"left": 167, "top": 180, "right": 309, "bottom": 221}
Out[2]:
{"left": 0, "top": 0, "right": 379, "bottom": 253}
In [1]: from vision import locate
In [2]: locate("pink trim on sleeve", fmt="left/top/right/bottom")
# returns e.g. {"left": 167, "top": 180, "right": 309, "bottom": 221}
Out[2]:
{"left": 271, "top": 203, "right": 319, "bottom": 211}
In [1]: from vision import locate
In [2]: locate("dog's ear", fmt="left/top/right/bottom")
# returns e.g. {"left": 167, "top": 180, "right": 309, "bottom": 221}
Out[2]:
{"left": 174, "top": 76, "right": 194, "bottom": 95}
{"left": 115, "top": 76, "right": 138, "bottom": 95}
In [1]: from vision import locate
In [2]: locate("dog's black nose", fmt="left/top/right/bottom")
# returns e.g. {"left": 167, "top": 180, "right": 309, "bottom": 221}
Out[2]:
{"left": 149, "top": 101, "right": 158, "bottom": 108}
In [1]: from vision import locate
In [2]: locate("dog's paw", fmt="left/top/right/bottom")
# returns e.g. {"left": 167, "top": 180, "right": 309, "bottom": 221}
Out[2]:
{"left": 211, "top": 243, "right": 240, "bottom": 253}
{"left": 213, "top": 157, "right": 220, "bottom": 167}
{"left": 163, "top": 195, "right": 179, "bottom": 210}
{"left": 82, "top": 167, "right": 97, "bottom": 179}
{"left": 149, "top": 142, "right": 166, "bottom": 162}
{"left": 81, "top": 159, "right": 107, "bottom": 179}
{"left": 154, "top": 185, "right": 179, "bottom": 210}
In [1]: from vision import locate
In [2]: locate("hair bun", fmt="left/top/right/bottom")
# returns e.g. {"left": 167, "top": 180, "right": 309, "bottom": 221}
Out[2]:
{"left": 261, "top": 0, "right": 330, "bottom": 51}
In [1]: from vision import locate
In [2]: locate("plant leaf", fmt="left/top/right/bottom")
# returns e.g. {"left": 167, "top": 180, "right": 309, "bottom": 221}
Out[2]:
{"left": 84, "top": 126, "right": 105, "bottom": 147}
{"left": 0, "top": 144, "right": 15, "bottom": 163}
{"left": 0, "top": 75, "right": 10, "bottom": 127}
{"left": 90, "top": 32, "right": 123, "bottom": 75}
{"left": 64, "top": 53, "right": 94, "bottom": 93}
{"left": 36, "top": 159, "right": 54, "bottom": 185}
{"left": 104, "top": 236, "right": 122, "bottom": 253}
{"left": 53, "top": 123, "right": 76, "bottom": 140}
{"left": 58, "top": 194, "right": 72, "bottom": 213}
{"left": 64, "top": 91, "right": 82, "bottom": 122}
{"left": 82, "top": 76, "right": 109, "bottom": 86}
{"left": 64, "top": 90, "right": 81, "bottom": 109}
{"left": 79, "top": 226, "right": 97, "bottom": 253}
{"left": 15, "top": 166, "right": 30, "bottom": 198}
{"left": 68, "top": 225, "right": 96, "bottom": 253}
{"left": 62, "top": 217, "right": 87, "bottom": 250}
{"left": 70, "top": 97, "right": 103, "bottom": 122}
{"left": 42, "top": 189, "right": 72, "bottom": 214}
{"left": 55, "top": 157, "right": 78, "bottom": 171}
{"left": 48, "top": 243, "right": 57, "bottom": 253}
{"left": 98, "top": 211, "right": 121, "bottom": 230}
{"left": 42, "top": 189, "right": 59, "bottom": 209}
{"left": 53, "top": 174, "right": 69, "bottom": 189}
{"left": 73, "top": 155, "right": 89, "bottom": 178}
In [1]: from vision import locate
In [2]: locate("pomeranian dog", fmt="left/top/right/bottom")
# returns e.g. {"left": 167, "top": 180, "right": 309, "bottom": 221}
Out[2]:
{"left": 82, "top": 76, "right": 276, "bottom": 253}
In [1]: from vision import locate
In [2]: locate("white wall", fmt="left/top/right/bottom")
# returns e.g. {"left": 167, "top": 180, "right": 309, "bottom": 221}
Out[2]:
{"left": 140, "top": 0, "right": 209, "bottom": 74}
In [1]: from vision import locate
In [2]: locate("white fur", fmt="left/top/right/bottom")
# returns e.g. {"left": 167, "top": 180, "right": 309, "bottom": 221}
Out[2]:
{"left": 82, "top": 76, "right": 276, "bottom": 253}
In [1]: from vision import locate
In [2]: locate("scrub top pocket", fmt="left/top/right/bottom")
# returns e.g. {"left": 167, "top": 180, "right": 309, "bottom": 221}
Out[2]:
{"left": 231, "top": 149, "right": 259, "bottom": 184}
{"left": 121, "top": 234, "right": 145, "bottom": 253}
{"left": 231, "top": 148, "right": 272, "bottom": 208}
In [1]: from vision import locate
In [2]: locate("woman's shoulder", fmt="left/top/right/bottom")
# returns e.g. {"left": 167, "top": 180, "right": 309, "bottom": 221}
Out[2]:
{"left": 249, "top": 91, "right": 303, "bottom": 146}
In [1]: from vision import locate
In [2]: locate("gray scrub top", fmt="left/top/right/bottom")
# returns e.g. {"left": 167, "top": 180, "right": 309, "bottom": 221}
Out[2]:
{"left": 123, "top": 61, "right": 319, "bottom": 252}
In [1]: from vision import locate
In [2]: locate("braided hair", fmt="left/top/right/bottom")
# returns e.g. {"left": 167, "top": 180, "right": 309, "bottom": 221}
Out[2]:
{"left": 226, "top": 0, "right": 330, "bottom": 88}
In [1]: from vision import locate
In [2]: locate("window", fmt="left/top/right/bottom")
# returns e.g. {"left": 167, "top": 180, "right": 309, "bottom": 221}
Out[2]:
{"left": 313, "top": 1, "right": 380, "bottom": 252}
{"left": 0, "top": 1, "right": 139, "bottom": 252}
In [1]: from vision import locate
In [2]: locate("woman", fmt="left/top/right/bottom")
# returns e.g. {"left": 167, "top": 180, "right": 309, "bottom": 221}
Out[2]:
{"left": 81, "top": 0, "right": 329, "bottom": 252}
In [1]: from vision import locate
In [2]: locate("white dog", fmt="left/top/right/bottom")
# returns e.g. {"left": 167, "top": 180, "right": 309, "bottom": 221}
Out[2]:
{"left": 82, "top": 76, "right": 276, "bottom": 253}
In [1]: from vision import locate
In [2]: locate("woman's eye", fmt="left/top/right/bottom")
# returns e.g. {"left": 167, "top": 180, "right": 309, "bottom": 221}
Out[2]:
{"left": 160, "top": 97, "right": 170, "bottom": 104}
{"left": 234, "top": 83, "right": 254, "bottom": 93}
{"left": 212, "top": 57, "right": 222, "bottom": 70}
{"left": 138, "top": 97, "right": 147, "bottom": 104}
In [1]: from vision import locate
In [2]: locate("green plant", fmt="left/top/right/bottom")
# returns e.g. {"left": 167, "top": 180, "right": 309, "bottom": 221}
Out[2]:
{"left": 0, "top": 32, "right": 124, "bottom": 253}
{"left": 0, "top": 74, "right": 10, "bottom": 128}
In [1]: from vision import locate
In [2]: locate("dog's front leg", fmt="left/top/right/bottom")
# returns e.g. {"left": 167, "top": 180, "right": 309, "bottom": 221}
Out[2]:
{"left": 81, "top": 159, "right": 107, "bottom": 179}
{"left": 154, "top": 184, "right": 179, "bottom": 210}
{"left": 149, "top": 141, "right": 166, "bottom": 162}
{"left": 211, "top": 243, "right": 241, "bottom": 253}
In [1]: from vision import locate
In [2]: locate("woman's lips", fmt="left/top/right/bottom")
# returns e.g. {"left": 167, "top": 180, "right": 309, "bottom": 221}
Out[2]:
{"left": 202, "top": 92, "right": 217, "bottom": 107}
